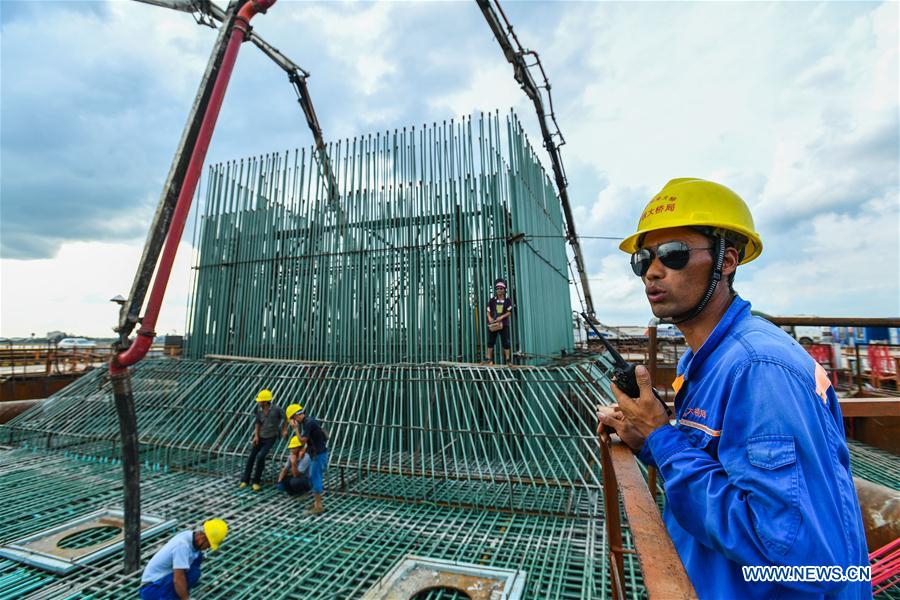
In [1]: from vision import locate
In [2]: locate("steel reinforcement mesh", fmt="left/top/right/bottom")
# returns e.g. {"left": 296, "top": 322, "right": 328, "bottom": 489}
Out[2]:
{"left": 2, "top": 356, "right": 616, "bottom": 512}
{"left": 0, "top": 446, "right": 646, "bottom": 599}
{"left": 0, "top": 355, "right": 646, "bottom": 598}
{"left": 2, "top": 358, "right": 897, "bottom": 598}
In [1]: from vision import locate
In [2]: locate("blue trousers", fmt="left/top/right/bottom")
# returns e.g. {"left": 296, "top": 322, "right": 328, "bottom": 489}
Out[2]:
{"left": 310, "top": 451, "right": 328, "bottom": 494}
{"left": 139, "top": 555, "right": 202, "bottom": 599}
{"left": 241, "top": 436, "right": 276, "bottom": 484}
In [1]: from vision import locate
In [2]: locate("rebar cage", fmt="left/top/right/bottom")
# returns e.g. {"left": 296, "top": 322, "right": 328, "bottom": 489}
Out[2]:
{"left": 185, "top": 111, "right": 574, "bottom": 364}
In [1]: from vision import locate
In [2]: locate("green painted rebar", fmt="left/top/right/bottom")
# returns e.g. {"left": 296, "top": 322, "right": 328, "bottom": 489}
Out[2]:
{"left": 3, "top": 362, "right": 899, "bottom": 598}
{"left": 3, "top": 356, "right": 618, "bottom": 513}
{"left": 0, "top": 446, "right": 649, "bottom": 599}
{"left": 185, "top": 111, "right": 573, "bottom": 365}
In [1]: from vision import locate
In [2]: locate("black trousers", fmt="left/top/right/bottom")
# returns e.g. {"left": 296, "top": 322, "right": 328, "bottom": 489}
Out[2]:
{"left": 241, "top": 436, "right": 276, "bottom": 484}
{"left": 285, "top": 474, "right": 312, "bottom": 496}
{"left": 487, "top": 326, "right": 510, "bottom": 350}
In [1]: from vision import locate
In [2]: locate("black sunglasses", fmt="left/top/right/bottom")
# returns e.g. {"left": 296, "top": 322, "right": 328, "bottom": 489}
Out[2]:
{"left": 631, "top": 241, "right": 711, "bottom": 276}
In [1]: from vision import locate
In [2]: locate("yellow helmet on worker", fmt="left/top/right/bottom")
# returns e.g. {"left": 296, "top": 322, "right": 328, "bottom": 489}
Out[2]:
{"left": 203, "top": 519, "right": 228, "bottom": 551}
{"left": 287, "top": 435, "right": 304, "bottom": 449}
{"left": 255, "top": 389, "right": 273, "bottom": 403}
{"left": 619, "top": 178, "right": 762, "bottom": 264}
{"left": 285, "top": 403, "right": 303, "bottom": 420}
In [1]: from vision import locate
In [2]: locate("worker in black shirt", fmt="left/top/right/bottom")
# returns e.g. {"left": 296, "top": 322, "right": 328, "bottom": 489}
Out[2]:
{"left": 485, "top": 278, "right": 513, "bottom": 365}
{"left": 289, "top": 405, "right": 329, "bottom": 515}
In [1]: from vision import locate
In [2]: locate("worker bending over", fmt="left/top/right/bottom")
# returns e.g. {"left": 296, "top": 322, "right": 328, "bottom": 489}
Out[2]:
{"left": 485, "top": 278, "right": 514, "bottom": 365}
{"left": 289, "top": 404, "right": 329, "bottom": 515}
{"left": 139, "top": 519, "right": 227, "bottom": 600}
{"left": 597, "top": 179, "right": 869, "bottom": 599}
{"left": 239, "top": 388, "right": 287, "bottom": 491}
{"left": 276, "top": 430, "right": 312, "bottom": 496}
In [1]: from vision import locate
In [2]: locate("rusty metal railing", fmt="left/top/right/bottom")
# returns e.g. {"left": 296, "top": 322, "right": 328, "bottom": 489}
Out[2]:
{"left": 599, "top": 430, "right": 697, "bottom": 599}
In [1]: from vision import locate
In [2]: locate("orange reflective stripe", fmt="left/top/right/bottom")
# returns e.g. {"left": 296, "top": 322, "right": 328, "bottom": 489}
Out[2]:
{"left": 814, "top": 362, "right": 832, "bottom": 405}
{"left": 672, "top": 374, "right": 685, "bottom": 395}
{"left": 680, "top": 419, "right": 721, "bottom": 437}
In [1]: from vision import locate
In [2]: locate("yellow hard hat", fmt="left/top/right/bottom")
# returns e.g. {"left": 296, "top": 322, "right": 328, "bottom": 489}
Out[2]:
{"left": 287, "top": 435, "right": 304, "bottom": 449}
{"left": 285, "top": 403, "right": 303, "bottom": 420}
{"left": 619, "top": 178, "right": 762, "bottom": 264}
{"left": 203, "top": 519, "right": 228, "bottom": 551}
{"left": 255, "top": 389, "right": 273, "bottom": 403}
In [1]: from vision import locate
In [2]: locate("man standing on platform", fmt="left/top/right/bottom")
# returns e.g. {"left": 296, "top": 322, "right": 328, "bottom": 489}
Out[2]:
{"left": 485, "top": 278, "right": 514, "bottom": 365}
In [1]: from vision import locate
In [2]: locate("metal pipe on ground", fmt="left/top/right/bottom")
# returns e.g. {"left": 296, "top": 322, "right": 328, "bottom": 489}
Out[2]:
{"left": 855, "top": 477, "right": 900, "bottom": 552}
{"left": 0, "top": 399, "right": 43, "bottom": 424}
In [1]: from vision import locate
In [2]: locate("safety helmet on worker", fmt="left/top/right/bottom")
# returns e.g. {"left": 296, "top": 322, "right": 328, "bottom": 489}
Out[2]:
{"left": 287, "top": 435, "right": 304, "bottom": 450}
{"left": 619, "top": 178, "right": 762, "bottom": 264}
{"left": 255, "top": 389, "right": 273, "bottom": 403}
{"left": 203, "top": 519, "right": 228, "bottom": 551}
{"left": 285, "top": 403, "right": 304, "bottom": 420}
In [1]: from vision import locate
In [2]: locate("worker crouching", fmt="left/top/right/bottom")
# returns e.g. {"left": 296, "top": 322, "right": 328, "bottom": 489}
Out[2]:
{"left": 288, "top": 403, "right": 329, "bottom": 515}
{"left": 276, "top": 431, "right": 312, "bottom": 496}
{"left": 139, "top": 519, "right": 227, "bottom": 600}
{"left": 239, "top": 388, "right": 287, "bottom": 491}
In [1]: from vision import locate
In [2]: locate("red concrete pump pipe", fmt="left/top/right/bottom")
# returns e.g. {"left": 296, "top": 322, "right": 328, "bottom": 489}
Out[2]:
{"left": 109, "top": 0, "right": 275, "bottom": 572}
{"left": 111, "top": 0, "right": 275, "bottom": 375}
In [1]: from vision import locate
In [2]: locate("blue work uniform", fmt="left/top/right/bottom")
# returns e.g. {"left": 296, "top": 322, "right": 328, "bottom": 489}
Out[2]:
{"left": 139, "top": 530, "right": 203, "bottom": 599}
{"left": 637, "top": 296, "right": 870, "bottom": 599}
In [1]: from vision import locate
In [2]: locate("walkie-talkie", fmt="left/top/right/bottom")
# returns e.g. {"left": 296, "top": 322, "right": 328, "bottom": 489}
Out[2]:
{"left": 581, "top": 312, "right": 672, "bottom": 417}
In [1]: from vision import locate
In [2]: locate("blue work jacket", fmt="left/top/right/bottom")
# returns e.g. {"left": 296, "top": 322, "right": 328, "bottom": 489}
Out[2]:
{"left": 638, "top": 296, "right": 870, "bottom": 599}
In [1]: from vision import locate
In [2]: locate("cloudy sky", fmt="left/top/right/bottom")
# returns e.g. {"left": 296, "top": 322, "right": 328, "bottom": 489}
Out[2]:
{"left": 1, "top": 0, "right": 898, "bottom": 338}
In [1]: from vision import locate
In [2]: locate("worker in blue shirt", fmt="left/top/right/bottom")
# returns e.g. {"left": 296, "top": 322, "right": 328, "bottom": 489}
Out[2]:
{"left": 289, "top": 404, "right": 329, "bottom": 515}
{"left": 597, "top": 178, "right": 870, "bottom": 599}
{"left": 139, "top": 519, "right": 228, "bottom": 600}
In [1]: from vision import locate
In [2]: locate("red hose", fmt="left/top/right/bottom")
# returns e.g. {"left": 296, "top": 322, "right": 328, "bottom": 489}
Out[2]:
{"left": 111, "top": 0, "right": 276, "bottom": 374}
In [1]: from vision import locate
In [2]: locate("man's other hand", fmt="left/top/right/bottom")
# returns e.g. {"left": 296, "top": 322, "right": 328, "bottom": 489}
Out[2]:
{"left": 597, "top": 404, "right": 646, "bottom": 451}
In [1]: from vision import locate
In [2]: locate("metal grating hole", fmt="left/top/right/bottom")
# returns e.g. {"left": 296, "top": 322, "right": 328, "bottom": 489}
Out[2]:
{"left": 362, "top": 555, "right": 526, "bottom": 600}
{"left": 57, "top": 526, "right": 122, "bottom": 550}
{"left": 411, "top": 587, "right": 472, "bottom": 600}
{"left": 0, "top": 509, "right": 175, "bottom": 574}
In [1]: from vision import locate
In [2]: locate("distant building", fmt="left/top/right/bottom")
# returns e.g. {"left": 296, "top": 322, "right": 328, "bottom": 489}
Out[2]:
{"left": 830, "top": 326, "right": 899, "bottom": 346}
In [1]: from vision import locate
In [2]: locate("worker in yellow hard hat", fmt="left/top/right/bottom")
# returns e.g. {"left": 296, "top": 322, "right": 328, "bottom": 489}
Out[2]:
{"left": 288, "top": 403, "right": 329, "bottom": 515}
{"left": 239, "top": 389, "right": 288, "bottom": 491}
{"left": 597, "top": 178, "right": 868, "bottom": 598}
{"left": 275, "top": 434, "right": 312, "bottom": 496}
{"left": 139, "top": 519, "right": 227, "bottom": 600}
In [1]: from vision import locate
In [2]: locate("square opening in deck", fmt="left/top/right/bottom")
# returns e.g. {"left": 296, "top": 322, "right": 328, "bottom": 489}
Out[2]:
{"left": 0, "top": 509, "right": 174, "bottom": 574}
{"left": 362, "top": 555, "right": 526, "bottom": 600}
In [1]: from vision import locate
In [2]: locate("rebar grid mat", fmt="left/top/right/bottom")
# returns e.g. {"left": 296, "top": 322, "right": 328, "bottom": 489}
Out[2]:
{"left": 0, "top": 447, "right": 646, "bottom": 599}
{"left": 184, "top": 110, "right": 574, "bottom": 364}
{"left": 847, "top": 440, "right": 900, "bottom": 490}
{"left": 2, "top": 356, "right": 617, "bottom": 514}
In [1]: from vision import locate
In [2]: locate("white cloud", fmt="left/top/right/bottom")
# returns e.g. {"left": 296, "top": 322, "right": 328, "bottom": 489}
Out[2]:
{"left": 286, "top": 2, "right": 398, "bottom": 97}
{"left": 428, "top": 63, "right": 525, "bottom": 119}
{"left": 0, "top": 239, "right": 194, "bottom": 338}
{"left": 741, "top": 194, "right": 900, "bottom": 316}
{"left": 2, "top": 0, "right": 897, "bottom": 337}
